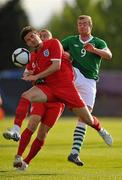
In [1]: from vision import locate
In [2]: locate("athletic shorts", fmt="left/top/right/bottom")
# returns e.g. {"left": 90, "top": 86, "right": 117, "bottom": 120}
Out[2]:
{"left": 30, "top": 102, "right": 65, "bottom": 127}
{"left": 36, "top": 82, "right": 85, "bottom": 109}
{"left": 74, "top": 67, "right": 96, "bottom": 109}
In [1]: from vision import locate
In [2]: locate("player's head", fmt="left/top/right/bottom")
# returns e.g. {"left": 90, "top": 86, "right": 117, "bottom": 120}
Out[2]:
{"left": 77, "top": 15, "right": 92, "bottom": 36}
{"left": 39, "top": 29, "right": 52, "bottom": 41}
{"left": 20, "top": 26, "right": 42, "bottom": 48}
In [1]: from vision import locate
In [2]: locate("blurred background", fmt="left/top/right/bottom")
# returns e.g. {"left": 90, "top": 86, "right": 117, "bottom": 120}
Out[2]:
{"left": 0, "top": 0, "right": 122, "bottom": 118}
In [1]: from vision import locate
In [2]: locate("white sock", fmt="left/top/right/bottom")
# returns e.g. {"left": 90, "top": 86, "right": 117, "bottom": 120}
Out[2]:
{"left": 77, "top": 120, "right": 87, "bottom": 128}
{"left": 12, "top": 125, "right": 20, "bottom": 133}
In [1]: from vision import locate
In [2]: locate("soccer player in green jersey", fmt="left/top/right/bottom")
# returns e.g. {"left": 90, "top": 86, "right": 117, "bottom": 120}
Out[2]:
{"left": 62, "top": 15, "right": 112, "bottom": 166}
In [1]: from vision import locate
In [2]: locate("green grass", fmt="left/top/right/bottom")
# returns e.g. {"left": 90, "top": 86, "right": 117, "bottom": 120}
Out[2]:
{"left": 0, "top": 117, "right": 122, "bottom": 180}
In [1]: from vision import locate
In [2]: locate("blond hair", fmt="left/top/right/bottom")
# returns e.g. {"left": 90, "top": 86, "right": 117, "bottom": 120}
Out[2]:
{"left": 39, "top": 29, "right": 52, "bottom": 39}
{"left": 77, "top": 15, "right": 93, "bottom": 27}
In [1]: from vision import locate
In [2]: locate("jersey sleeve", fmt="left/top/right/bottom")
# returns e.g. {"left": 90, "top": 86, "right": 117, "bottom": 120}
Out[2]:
{"left": 61, "top": 36, "right": 71, "bottom": 51}
{"left": 50, "top": 39, "right": 63, "bottom": 60}
{"left": 96, "top": 38, "right": 108, "bottom": 50}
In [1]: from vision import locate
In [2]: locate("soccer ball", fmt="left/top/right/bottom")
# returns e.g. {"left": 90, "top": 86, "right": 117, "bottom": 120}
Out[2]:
{"left": 12, "top": 48, "right": 30, "bottom": 67}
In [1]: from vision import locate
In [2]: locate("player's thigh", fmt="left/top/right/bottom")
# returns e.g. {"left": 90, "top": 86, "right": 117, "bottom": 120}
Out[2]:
{"left": 22, "top": 86, "right": 48, "bottom": 102}
{"left": 30, "top": 102, "right": 46, "bottom": 117}
{"left": 42, "top": 103, "right": 64, "bottom": 127}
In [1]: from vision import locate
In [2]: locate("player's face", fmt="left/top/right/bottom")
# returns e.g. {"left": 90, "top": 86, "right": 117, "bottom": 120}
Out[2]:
{"left": 77, "top": 19, "right": 92, "bottom": 36}
{"left": 39, "top": 31, "right": 52, "bottom": 41}
{"left": 24, "top": 31, "right": 42, "bottom": 48}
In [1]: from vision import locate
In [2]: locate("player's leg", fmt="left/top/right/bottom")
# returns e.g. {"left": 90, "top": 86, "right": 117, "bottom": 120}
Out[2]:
{"left": 68, "top": 71, "right": 95, "bottom": 165}
{"left": 13, "top": 114, "right": 41, "bottom": 168}
{"left": 13, "top": 103, "right": 46, "bottom": 168}
{"left": 17, "top": 103, "right": 64, "bottom": 170}
{"left": 3, "top": 85, "right": 49, "bottom": 141}
{"left": 73, "top": 74, "right": 112, "bottom": 152}
{"left": 16, "top": 124, "right": 52, "bottom": 170}
{"left": 72, "top": 107, "right": 112, "bottom": 146}
{"left": 22, "top": 123, "right": 49, "bottom": 167}
{"left": 55, "top": 82, "right": 112, "bottom": 158}
{"left": 3, "top": 97, "right": 30, "bottom": 141}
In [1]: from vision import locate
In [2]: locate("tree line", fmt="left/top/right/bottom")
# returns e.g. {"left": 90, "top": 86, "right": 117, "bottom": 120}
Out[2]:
{"left": 0, "top": 0, "right": 121, "bottom": 71}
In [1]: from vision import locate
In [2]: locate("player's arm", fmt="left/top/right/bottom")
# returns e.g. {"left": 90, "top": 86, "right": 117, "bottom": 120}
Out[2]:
{"left": 22, "top": 60, "right": 61, "bottom": 81}
{"left": 84, "top": 43, "right": 112, "bottom": 60}
{"left": 94, "top": 47, "right": 112, "bottom": 60}
{"left": 22, "top": 39, "right": 62, "bottom": 82}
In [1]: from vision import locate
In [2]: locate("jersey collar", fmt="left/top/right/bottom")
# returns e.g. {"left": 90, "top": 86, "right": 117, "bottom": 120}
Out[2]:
{"left": 79, "top": 35, "right": 93, "bottom": 44}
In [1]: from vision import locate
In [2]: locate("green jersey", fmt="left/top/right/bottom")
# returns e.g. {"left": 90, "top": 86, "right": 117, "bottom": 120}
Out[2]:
{"left": 62, "top": 35, "right": 108, "bottom": 80}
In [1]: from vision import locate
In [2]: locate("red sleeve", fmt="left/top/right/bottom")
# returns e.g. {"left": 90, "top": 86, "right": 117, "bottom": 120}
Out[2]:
{"left": 49, "top": 39, "right": 63, "bottom": 60}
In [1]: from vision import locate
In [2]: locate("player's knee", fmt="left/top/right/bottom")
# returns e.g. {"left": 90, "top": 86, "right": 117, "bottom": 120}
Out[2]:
{"left": 27, "top": 121, "right": 38, "bottom": 132}
{"left": 21, "top": 91, "right": 31, "bottom": 101}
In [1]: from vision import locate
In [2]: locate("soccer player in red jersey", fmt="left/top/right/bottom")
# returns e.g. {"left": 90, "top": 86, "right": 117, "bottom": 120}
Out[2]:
{"left": 12, "top": 52, "right": 65, "bottom": 170}
{"left": 18, "top": 26, "right": 111, "bottom": 138}
{"left": 2, "top": 29, "right": 65, "bottom": 170}
{"left": 3, "top": 29, "right": 54, "bottom": 142}
{"left": 5, "top": 26, "right": 96, "bottom": 136}
{"left": 3, "top": 30, "right": 65, "bottom": 170}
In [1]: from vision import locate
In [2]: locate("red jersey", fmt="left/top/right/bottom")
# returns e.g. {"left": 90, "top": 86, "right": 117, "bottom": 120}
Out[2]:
{"left": 27, "top": 39, "right": 74, "bottom": 85}
{"left": 26, "top": 38, "right": 85, "bottom": 108}
{"left": 26, "top": 51, "right": 37, "bottom": 73}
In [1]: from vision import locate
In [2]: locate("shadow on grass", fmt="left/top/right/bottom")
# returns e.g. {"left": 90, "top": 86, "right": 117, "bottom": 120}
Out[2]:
{"left": 0, "top": 170, "right": 65, "bottom": 177}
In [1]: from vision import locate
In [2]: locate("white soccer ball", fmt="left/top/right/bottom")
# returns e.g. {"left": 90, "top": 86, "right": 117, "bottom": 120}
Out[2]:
{"left": 12, "top": 48, "right": 30, "bottom": 67}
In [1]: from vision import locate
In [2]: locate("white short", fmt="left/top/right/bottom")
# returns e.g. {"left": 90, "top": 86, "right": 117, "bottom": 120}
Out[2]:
{"left": 74, "top": 67, "right": 96, "bottom": 109}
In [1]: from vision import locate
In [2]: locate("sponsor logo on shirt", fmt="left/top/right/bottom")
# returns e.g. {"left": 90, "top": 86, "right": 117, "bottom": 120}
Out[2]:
{"left": 43, "top": 49, "right": 49, "bottom": 57}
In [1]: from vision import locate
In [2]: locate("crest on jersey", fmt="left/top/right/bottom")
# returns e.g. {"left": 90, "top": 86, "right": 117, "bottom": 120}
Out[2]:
{"left": 43, "top": 49, "right": 49, "bottom": 57}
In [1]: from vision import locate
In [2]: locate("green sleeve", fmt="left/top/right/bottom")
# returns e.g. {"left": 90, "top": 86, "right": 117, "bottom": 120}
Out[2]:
{"left": 61, "top": 36, "right": 71, "bottom": 51}
{"left": 96, "top": 37, "right": 108, "bottom": 49}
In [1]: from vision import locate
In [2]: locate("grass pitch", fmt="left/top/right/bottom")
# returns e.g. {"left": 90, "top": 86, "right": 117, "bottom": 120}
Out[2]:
{"left": 0, "top": 117, "right": 122, "bottom": 180}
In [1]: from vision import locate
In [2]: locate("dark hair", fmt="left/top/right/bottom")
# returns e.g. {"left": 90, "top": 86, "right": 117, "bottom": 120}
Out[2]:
{"left": 20, "top": 26, "right": 37, "bottom": 41}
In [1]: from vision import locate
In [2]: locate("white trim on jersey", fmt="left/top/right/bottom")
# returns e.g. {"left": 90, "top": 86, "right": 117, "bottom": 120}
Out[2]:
{"left": 50, "top": 59, "right": 61, "bottom": 62}
{"left": 79, "top": 35, "right": 94, "bottom": 44}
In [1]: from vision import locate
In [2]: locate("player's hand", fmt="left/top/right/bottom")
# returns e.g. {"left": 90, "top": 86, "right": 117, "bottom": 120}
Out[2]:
{"left": 83, "top": 43, "right": 96, "bottom": 53}
{"left": 63, "top": 52, "right": 73, "bottom": 63}
{"left": 63, "top": 52, "right": 70, "bottom": 59}
{"left": 22, "top": 74, "right": 38, "bottom": 81}
{"left": 23, "top": 70, "right": 34, "bottom": 77}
